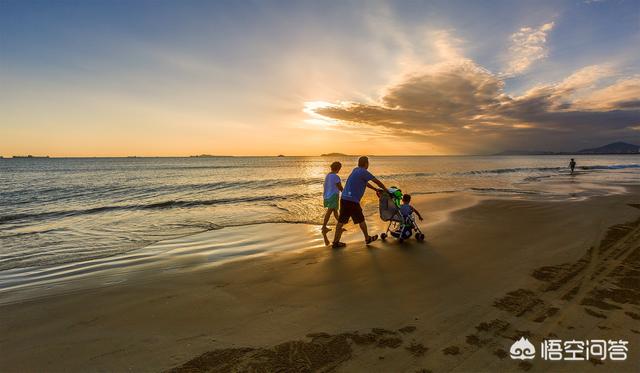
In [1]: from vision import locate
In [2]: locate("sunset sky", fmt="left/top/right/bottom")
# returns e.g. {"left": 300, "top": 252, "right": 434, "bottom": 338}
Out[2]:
{"left": 1, "top": 0, "right": 639, "bottom": 156}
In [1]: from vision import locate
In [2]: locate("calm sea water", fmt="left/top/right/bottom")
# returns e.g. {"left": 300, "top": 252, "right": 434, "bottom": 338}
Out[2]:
{"left": 1, "top": 155, "right": 639, "bottom": 274}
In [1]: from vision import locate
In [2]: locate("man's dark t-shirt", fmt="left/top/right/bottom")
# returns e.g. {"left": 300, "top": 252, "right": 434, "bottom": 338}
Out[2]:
{"left": 341, "top": 167, "right": 374, "bottom": 203}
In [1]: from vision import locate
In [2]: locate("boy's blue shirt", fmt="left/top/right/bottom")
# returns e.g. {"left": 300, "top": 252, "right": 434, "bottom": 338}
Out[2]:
{"left": 400, "top": 204, "right": 413, "bottom": 217}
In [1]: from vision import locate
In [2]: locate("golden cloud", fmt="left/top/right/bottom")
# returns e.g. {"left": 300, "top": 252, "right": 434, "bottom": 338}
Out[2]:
{"left": 310, "top": 60, "right": 640, "bottom": 153}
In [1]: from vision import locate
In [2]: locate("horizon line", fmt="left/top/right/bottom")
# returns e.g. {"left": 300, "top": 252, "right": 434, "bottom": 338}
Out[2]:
{"left": 1, "top": 153, "right": 633, "bottom": 159}
{"left": 0, "top": 154, "right": 474, "bottom": 158}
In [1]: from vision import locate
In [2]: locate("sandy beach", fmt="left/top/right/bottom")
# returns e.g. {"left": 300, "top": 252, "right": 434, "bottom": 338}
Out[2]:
{"left": 3, "top": 0, "right": 640, "bottom": 370}
{"left": 1, "top": 188, "right": 638, "bottom": 372}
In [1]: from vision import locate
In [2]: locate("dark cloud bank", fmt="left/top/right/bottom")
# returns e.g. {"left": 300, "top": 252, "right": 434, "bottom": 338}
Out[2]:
{"left": 312, "top": 60, "right": 640, "bottom": 154}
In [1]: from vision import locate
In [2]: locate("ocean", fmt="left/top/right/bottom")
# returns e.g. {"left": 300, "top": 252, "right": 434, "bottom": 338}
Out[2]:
{"left": 1, "top": 155, "right": 639, "bottom": 279}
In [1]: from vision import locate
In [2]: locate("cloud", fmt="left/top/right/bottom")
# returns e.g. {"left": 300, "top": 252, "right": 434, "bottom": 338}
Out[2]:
{"left": 315, "top": 60, "right": 503, "bottom": 131}
{"left": 504, "top": 22, "right": 555, "bottom": 75}
{"left": 573, "top": 75, "right": 640, "bottom": 110}
{"left": 503, "top": 64, "right": 615, "bottom": 113}
{"left": 310, "top": 60, "right": 640, "bottom": 153}
{"left": 431, "top": 30, "right": 465, "bottom": 61}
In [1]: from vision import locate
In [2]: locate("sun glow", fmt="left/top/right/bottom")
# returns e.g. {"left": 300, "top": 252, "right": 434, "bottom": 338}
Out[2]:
{"left": 303, "top": 101, "right": 337, "bottom": 128}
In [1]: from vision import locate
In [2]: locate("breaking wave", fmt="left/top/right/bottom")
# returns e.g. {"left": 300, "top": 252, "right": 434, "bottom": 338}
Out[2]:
{"left": 0, "top": 193, "right": 315, "bottom": 224}
{"left": 459, "top": 164, "right": 639, "bottom": 175}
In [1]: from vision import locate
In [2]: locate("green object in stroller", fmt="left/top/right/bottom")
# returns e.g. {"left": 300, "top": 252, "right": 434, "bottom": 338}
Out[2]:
{"left": 377, "top": 187, "right": 425, "bottom": 242}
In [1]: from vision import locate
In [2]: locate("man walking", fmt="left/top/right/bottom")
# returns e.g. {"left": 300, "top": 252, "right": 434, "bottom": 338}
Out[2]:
{"left": 332, "top": 156, "right": 387, "bottom": 248}
{"left": 569, "top": 158, "right": 576, "bottom": 174}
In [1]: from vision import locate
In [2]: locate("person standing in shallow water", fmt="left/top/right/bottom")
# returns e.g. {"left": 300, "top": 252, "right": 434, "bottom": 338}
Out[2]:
{"left": 569, "top": 158, "right": 576, "bottom": 174}
{"left": 321, "top": 161, "right": 343, "bottom": 232}
{"left": 332, "top": 156, "right": 387, "bottom": 248}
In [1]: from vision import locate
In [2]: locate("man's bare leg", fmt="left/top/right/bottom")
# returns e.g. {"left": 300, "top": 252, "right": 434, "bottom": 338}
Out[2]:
{"left": 359, "top": 221, "right": 369, "bottom": 240}
{"left": 333, "top": 210, "right": 347, "bottom": 232}
{"left": 359, "top": 221, "right": 377, "bottom": 243}
{"left": 333, "top": 222, "right": 345, "bottom": 244}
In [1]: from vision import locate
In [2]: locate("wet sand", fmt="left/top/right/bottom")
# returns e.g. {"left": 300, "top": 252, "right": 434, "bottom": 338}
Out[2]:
{"left": 1, "top": 191, "right": 639, "bottom": 372}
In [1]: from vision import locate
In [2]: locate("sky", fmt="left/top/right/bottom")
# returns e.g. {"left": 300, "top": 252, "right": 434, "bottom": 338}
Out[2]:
{"left": 1, "top": 0, "right": 639, "bottom": 156}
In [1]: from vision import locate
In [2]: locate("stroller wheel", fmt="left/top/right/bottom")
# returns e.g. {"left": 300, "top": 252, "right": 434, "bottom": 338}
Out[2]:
{"left": 381, "top": 233, "right": 387, "bottom": 240}
{"left": 416, "top": 233, "right": 425, "bottom": 241}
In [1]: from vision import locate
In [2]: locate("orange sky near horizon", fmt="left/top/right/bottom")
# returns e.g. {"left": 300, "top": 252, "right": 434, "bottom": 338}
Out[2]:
{"left": 2, "top": 1, "right": 639, "bottom": 157}
{"left": 1, "top": 115, "right": 448, "bottom": 157}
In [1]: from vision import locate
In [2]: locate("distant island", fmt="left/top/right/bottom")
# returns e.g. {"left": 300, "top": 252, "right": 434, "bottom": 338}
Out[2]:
{"left": 578, "top": 142, "right": 639, "bottom": 154}
{"left": 320, "top": 152, "right": 354, "bottom": 157}
{"left": 189, "top": 154, "right": 234, "bottom": 158}
{"left": 494, "top": 142, "right": 639, "bottom": 155}
{"left": 12, "top": 155, "right": 50, "bottom": 159}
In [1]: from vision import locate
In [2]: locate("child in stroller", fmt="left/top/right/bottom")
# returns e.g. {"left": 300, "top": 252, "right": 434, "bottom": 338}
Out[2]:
{"left": 377, "top": 187, "right": 425, "bottom": 242}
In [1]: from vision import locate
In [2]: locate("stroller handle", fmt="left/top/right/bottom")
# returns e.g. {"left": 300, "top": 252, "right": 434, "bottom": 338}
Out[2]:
{"left": 375, "top": 188, "right": 394, "bottom": 197}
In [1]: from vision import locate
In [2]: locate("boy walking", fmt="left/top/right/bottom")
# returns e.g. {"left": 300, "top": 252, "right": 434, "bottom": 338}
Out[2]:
{"left": 322, "top": 161, "right": 343, "bottom": 232}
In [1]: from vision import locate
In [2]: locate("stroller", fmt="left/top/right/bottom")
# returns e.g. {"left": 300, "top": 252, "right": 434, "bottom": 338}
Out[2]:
{"left": 378, "top": 187, "right": 425, "bottom": 242}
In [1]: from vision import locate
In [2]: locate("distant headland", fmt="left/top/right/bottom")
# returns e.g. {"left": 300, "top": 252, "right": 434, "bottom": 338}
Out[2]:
{"left": 320, "top": 152, "right": 354, "bottom": 157}
{"left": 189, "top": 154, "right": 234, "bottom": 158}
{"left": 12, "top": 155, "right": 50, "bottom": 159}
{"left": 494, "top": 142, "right": 639, "bottom": 156}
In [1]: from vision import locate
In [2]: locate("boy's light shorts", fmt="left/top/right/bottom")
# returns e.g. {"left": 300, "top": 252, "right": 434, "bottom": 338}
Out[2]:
{"left": 323, "top": 194, "right": 339, "bottom": 209}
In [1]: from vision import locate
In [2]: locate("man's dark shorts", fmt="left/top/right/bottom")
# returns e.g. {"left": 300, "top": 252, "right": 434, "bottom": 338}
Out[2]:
{"left": 338, "top": 199, "right": 365, "bottom": 224}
